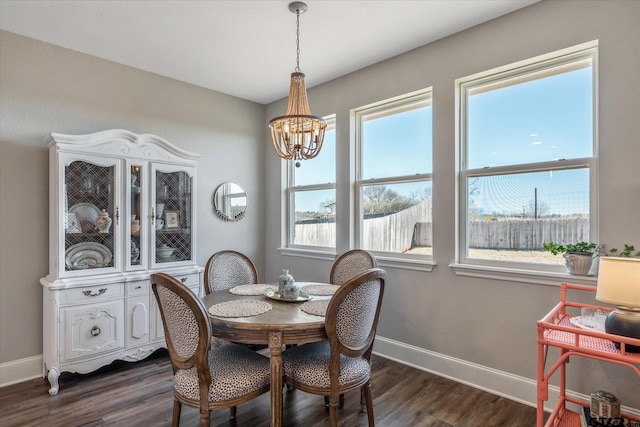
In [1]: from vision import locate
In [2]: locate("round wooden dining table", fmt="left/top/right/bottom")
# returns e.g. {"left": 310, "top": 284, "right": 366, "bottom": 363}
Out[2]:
{"left": 202, "top": 283, "right": 332, "bottom": 427}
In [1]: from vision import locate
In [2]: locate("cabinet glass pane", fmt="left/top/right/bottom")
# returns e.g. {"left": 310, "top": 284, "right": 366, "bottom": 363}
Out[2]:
{"left": 64, "top": 160, "right": 115, "bottom": 271}
{"left": 130, "top": 165, "right": 142, "bottom": 266}
{"left": 156, "top": 170, "right": 192, "bottom": 263}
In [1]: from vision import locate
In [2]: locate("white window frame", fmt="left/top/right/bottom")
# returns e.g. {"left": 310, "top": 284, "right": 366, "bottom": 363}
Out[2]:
{"left": 284, "top": 115, "right": 337, "bottom": 255}
{"left": 453, "top": 41, "right": 599, "bottom": 285}
{"left": 354, "top": 89, "right": 435, "bottom": 271}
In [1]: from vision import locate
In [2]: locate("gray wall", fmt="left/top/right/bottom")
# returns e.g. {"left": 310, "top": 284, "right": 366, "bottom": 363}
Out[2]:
{"left": 264, "top": 0, "right": 640, "bottom": 407}
{"left": 0, "top": 30, "right": 265, "bottom": 363}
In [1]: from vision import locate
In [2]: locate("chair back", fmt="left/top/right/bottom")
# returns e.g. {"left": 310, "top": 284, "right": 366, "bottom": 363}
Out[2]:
{"left": 326, "top": 268, "right": 386, "bottom": 362}
{"left": 204, "top": 250, "right": 258, "bottom": 294}
{"left": 330, "top": 249, "right": 377, "bottom": 286}
{"left": 151, "top": 273, "right": 211, "bottom": 378}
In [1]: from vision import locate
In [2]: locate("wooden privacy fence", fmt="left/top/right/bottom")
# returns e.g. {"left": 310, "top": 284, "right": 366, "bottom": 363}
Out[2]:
{"left": 467, "top": 217, "right": 590, "bottom": 250}
{"left": 293, "top": 221, "right": 336, "bottom": 247}
{"left": 412, "top": 217, "right": 590, "bottom": 249}
{"left": 362, "top": 200, "right": 432, "bottom": 253}
{"left": 295, "top": 200, "right": 433, "bottom": 252}
{"left": 296, "top": 206, "right": 588, "bottom": 252}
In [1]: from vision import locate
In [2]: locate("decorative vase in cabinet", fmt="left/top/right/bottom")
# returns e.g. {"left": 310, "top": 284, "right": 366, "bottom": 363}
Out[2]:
{"left": 96, "top": 209, "right": 112, "bottom": 233}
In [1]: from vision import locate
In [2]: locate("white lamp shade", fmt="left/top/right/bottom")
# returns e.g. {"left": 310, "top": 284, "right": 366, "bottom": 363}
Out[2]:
{"left": 596, "top": 257, "right": 640, "bottom": 307}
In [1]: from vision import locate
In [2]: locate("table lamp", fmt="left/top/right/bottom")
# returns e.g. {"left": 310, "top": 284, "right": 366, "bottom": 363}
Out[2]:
{"left": 596, "top": 257, "right": 640, "bottom": 352}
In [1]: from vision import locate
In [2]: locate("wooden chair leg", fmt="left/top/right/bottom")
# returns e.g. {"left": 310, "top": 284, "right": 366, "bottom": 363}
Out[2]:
{"left": 328, "top": 395, "right": 339, "bottom": 427}
{"left": 360, "top": 387, "right": 366, "bottom": 412}
{"left": 172, "top": 399, "right": 181, "bottom": 427}
{"left": 200, "top": 412, "right": 210, "bottom": 427}
{"left": 229, "top": 406, "right": 237, "bottom": 419}
{"left": 363, "top": 382, "right": 375, "bottom": 426}
{"left": 326, "top": 394, "right": 345, "bottom": 409}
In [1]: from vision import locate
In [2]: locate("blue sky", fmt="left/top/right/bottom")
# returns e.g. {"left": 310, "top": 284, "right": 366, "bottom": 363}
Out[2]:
{"left": 294, "top": 66, "right": 592, "bottom": 216}
{"left": 468, "top": 67, "right": 592, "bottom": 168}
{"left": 468, "top": 67, "right": 592, "bottom": 216}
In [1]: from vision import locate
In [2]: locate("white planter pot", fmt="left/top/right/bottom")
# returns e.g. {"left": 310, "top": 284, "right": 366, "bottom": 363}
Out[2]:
{"left": 563, "top": 252, "right": 595, "bottom": 275}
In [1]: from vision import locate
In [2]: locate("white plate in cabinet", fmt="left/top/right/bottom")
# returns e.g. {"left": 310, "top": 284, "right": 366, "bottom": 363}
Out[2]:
{"left": 61, "top": 300, "right": 124, "bottom": 362}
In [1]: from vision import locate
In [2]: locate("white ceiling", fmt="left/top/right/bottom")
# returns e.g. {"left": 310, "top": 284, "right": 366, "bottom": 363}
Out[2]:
{"left": 0, "top": 0, "right": 538, "bottom": 104}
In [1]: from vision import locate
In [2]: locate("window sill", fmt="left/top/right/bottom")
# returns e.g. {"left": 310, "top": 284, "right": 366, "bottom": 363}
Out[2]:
{"left": 278, "top": 247, "right": 337, "bottom": 261}
{"left": 279, "top": 247, "right": 436, "bottom": 272}
{"left": 449, "top": 263, "right": 598, "bottom": 286}
{"left": 375, "top": 255, "right": 435, "bottom": 272}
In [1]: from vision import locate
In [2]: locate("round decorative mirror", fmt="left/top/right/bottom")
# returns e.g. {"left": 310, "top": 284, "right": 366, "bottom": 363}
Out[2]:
{"left": 214, "top": 182, "right": 247, "bottom": 221}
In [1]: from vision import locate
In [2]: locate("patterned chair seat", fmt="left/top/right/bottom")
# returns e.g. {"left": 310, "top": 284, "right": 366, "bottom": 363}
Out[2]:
{"left": 283, "top": 341, "right": 370, "bottom": 389}
{"left": 210, "top": 336, "right": 233, "bottom": 348}
{"left": 175, "top": 343, "right": 270, "bottom": 402}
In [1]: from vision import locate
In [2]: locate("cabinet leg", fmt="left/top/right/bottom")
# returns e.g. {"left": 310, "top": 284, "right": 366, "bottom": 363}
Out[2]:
{"left": 47, "top": 367, "right": 60, "bottom": 395}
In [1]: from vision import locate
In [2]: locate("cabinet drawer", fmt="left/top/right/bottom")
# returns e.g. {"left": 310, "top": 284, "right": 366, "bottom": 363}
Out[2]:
{"left": 171, "top": 273, "right": 199, "bottom": 287}
{"left": 60, "top": 283, "right": 124, "bottom": 305}
{"left": 127, "top": 280, "right": 149, "bottom": 296}
{"left": 61, "top": 300, "right": 125, "bottom": 361}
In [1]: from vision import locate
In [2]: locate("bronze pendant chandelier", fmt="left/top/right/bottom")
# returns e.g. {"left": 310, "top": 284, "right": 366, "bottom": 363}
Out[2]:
{"left": 269, "top": 2, "right": 326, "bottom": 167}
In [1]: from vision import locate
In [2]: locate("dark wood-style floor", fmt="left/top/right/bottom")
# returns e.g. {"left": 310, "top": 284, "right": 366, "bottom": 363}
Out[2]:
{"left": 0, "top": 350, "right": 538, "bottom": 427}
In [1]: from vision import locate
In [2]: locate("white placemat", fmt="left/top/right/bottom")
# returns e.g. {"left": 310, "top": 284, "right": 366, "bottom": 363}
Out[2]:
{"left": 300, "top": 284, "right": 340, "bottom": 296}
{"left": 300, "top": 299, "right": 330, "bottom": 317}
{"left": 228, "top": 284, "right": 277, "bottom": 296}
{"left": 208, "top": 300, "right": 272, "bottom": 318}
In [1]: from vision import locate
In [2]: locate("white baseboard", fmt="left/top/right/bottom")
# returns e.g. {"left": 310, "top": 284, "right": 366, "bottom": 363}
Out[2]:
{"left": 0, "top": 355, "right": 43, "bottom": 388}
{"left": 373, "top": 336, "right": 640, "bottom": 418}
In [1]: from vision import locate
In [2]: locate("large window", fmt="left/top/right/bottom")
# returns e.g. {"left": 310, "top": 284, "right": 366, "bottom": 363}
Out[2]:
{"left": 288, "top": 116, "right": 336, "bottom": 249}
{"left": 355, "top": 91, "right": 433, "bottom": 259}
{"left": 457, "top": 43, "right": 597, "bottom": 271}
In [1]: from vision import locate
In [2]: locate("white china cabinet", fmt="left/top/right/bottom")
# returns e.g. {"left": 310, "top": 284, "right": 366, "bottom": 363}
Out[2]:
{"left": 40, "top": 129, "right": 202, "bottom": 395}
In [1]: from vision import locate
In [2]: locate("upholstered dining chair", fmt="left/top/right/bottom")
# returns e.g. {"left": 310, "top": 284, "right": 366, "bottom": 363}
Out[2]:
{"left": 203, "top": 250, "right": 264, "bottom": 349}
{"left": 150, "top": 273, "right": 270, "bottom": 427}
{"left": 282, "top": 268, "right": 386, "bottom": 427}
{"left": 326, "top": 249, "right": 378, "bottom": 408}
{"left": 330, "top": 249, "right": 377, "bottom": 286}
{"left": 204, "top": 250, "right": 258, "bottom": 295}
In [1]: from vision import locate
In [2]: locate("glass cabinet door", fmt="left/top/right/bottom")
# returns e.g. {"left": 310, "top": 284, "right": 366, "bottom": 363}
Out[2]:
{"left": 63, "top": 158, "right": 118, "bottom": 273}
{"left": 128, "top": 164, "right": 144, "bottom": 269}
{"left": 153, "top": 165, "right": 194, "bottom": 265}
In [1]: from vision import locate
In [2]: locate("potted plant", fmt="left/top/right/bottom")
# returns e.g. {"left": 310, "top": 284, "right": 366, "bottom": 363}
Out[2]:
{"left": 606, "top": 244, "right": 640, "bottom": 258}
{"left": 542, "top": 241, "right": 599, "bottom": 275}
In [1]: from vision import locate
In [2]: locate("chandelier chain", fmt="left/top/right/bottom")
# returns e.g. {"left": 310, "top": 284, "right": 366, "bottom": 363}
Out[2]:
{"left": 295, "top": 8, "right": 301, "bottom": 72}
